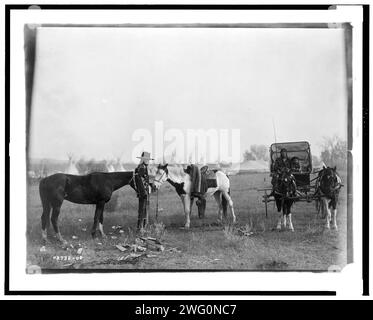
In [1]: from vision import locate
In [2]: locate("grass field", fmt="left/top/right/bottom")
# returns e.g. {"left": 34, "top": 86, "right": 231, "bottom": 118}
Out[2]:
{"left": 26, "top": 171, "right": 348, "bottom": 271}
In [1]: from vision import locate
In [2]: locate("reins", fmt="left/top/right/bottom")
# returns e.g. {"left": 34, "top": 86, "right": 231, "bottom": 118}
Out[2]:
{"left": 315, "top": 168, "right": 342, "bottom": 197}
{"left": 153, "top": 170, "right": 167, "bottom": 222}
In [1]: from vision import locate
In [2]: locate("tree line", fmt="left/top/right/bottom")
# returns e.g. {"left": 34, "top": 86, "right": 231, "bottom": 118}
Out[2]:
{"left": 243, "top": 135, "right": 347, "bottom": 170}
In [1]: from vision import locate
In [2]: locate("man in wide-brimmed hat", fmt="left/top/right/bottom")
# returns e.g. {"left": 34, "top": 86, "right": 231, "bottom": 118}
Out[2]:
{"left": 273, "top": 148, "right": 291, "bottom": 172}
{"left": 135, "top": 151, "right": 154, "bottom": 229}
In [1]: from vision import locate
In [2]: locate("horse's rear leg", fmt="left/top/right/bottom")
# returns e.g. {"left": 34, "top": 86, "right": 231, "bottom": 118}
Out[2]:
{"left": 222, "top": 191, "right": 236, "bottom": 224}
{"left": 221, "top": 192, "right": 228, "bottom": 219}
{"left": 51, "top": 204, "right": 66, "bottom": 243}
{"left": 98, "top": 207, "right": 107, "bottom": 238}
{"left": 92, "top": 201, "right": 105, "bottom": 238}
{"left": 41, "top": 202, "right": 51, "bottom": 242}
{"left": 213, "top": 191, "right": 223, "bottom": 222}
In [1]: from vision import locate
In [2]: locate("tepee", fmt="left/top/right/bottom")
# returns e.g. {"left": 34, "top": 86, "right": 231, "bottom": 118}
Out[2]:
{"left": 65, "top": 154, "right": 79, "bottom": 175}
{"left": 106, "top": 159, "right": 115, "bottom": 172}
{"left": 113, "top": 157, "right": 126, "bottom": 171}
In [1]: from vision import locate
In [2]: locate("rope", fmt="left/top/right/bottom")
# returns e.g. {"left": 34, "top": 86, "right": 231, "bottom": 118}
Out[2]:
{"left": 155, "top": 189, "right": 159, "bottom": 222}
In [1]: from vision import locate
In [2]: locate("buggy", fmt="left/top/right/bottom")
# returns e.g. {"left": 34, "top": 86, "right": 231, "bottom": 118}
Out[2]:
{"left": 259, "top": 141, "right": 320, "bottom": 217}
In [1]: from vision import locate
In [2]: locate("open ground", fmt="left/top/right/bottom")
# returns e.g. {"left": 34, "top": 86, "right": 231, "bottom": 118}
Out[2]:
{"left": 26, "top": 171, "right": 347, "bottom": 271}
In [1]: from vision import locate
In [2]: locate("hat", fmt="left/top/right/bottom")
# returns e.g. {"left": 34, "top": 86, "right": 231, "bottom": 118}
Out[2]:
{"left": 280, "top": 148, "right": 287, "bottom": 153}
{"left": 136, "top": 151, "right": 154, "bottom": 160}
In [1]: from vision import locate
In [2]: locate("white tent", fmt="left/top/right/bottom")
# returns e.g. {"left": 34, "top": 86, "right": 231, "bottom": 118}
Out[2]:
{"left": 65, "top": 154, "right": 79, "bottom": 174}
{"left": 239, "top": 160, "right": 269, "bottom": 172}
{"left": 113, "top": 158, "right": 126, "bottom": 171}
{"left": 106, "top": 161, "right": 115, "bottom": 172}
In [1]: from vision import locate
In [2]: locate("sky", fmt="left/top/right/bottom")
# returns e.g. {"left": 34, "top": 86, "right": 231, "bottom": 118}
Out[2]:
{"left": 29, "top": 26, "right": 348, "bottom": 163}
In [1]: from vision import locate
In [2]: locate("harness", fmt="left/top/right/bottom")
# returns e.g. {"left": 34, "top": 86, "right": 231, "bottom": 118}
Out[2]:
{"left": 273, "top": 170, "right": 297, "bottom": 198}
{"left": 315, "top": 169, "right": 342, "bottom": 198}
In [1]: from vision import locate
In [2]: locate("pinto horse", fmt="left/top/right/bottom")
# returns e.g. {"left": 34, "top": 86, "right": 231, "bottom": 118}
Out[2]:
{"left": 315, "top": 166, "right": 342, "bottom": 230}
{"left": 273, "top": 168, "right": 297, "bottom": 231}
{"left": 39, "top": 171, "right": 136, "bottom": 243}
{"left": 153, "top": 164, "right": 236, "bottom": 228}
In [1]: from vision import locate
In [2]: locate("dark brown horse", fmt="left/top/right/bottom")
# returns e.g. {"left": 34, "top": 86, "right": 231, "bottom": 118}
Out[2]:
{"left": 39, "top": 171, "right": 136, "bottom": 243}
{"left": 274, "top": 168, "right": 297, "bottom": 231}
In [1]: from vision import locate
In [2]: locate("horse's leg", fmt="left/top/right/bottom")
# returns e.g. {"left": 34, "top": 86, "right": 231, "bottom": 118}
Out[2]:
{"left": 221, "top": 191, "right": 228, "bottom": 219}
{"left": 98, "top": 204, "right": 107, "bottom": 238}
{"left": 222, "top": 191, "right": 236, "bottom": 224}
{"left": 287, "top": 214, "right": 294, "bottom": 231}
{"left": 332, "top": 208, "right": 338, "bottom": 230}
{"left": 51, "top": 203, "right": 65, "bottom": 243}
{"left": 41, "top": 200, "right": 51, "bottom": 243}
{"left": 323, "top": 198, "right": 331, "bottom": 229}
{"left": 287, "top": 203, "right": 294, "bottom": 232}
{"left": 214, "top": 191, "right": 223, "bottom": 222}
{"left": 190, "top": 197, "right": 194, "bottom": 216}
{"left": 183, "top": 195, "right": 191, "bottom": 229}
{"left": 282, "top": 207, "right": 287, "bottom": 229}
{"left": 92, "top": 201, "right": 105, "bottom": 238}
{"left": 275, "top": 199, "right": 282, "bottom": 230}
{"left": 331, "top": 200, "right": 338, "bottom": 230}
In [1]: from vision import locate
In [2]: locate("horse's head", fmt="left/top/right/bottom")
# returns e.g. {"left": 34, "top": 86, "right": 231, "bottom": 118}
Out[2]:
{"left": 276, "top": 168, "right": 296, "bottom": 196}
{"left": 319, "top": 166, "right": 341, "bottom": 195}
{"left": 153, "top": 163, "right": 169, "bottom": 190}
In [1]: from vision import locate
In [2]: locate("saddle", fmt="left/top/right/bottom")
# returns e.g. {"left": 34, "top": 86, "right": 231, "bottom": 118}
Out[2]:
{"left": 186, "top": 165, "right": 218, "bottom": 196}
{"left": 200, "top": 165, "right": 218, "bottom": 193}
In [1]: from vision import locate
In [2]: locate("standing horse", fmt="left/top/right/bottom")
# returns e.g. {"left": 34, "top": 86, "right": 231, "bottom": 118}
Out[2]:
{"left": 315, "top": 166, "right": 342, "bottom": 230}
{"left": 153, "top": 164, "right": 236, "bottom": 228}
{"left": 274, "top": 168, "right": 297, "bottom": 231}
{"left": 39, "top": 171, "right": 136, "bottom": 243}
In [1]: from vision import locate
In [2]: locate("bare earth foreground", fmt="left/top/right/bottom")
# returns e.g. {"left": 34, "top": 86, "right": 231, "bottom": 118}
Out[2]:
{"left": 26, "top": 172, "right": 348, "bottom": 271}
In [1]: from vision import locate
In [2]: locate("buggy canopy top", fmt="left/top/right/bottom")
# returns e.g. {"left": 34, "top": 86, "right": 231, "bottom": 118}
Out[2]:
{"left": 270, "top": 141, "right": 312, "bottom": 174}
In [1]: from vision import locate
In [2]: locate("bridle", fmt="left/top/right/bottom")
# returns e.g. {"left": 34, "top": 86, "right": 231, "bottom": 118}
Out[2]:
{"left": 153, "top": 169, "right": 168, "bottom": 184}
{"left": 318, "top": 168, "right": 342, "bottom": 195}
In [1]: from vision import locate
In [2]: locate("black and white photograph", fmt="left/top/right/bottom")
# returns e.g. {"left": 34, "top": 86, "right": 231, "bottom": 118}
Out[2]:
{"left": 5, "top": 4, "right": 367, "bottom": 295}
